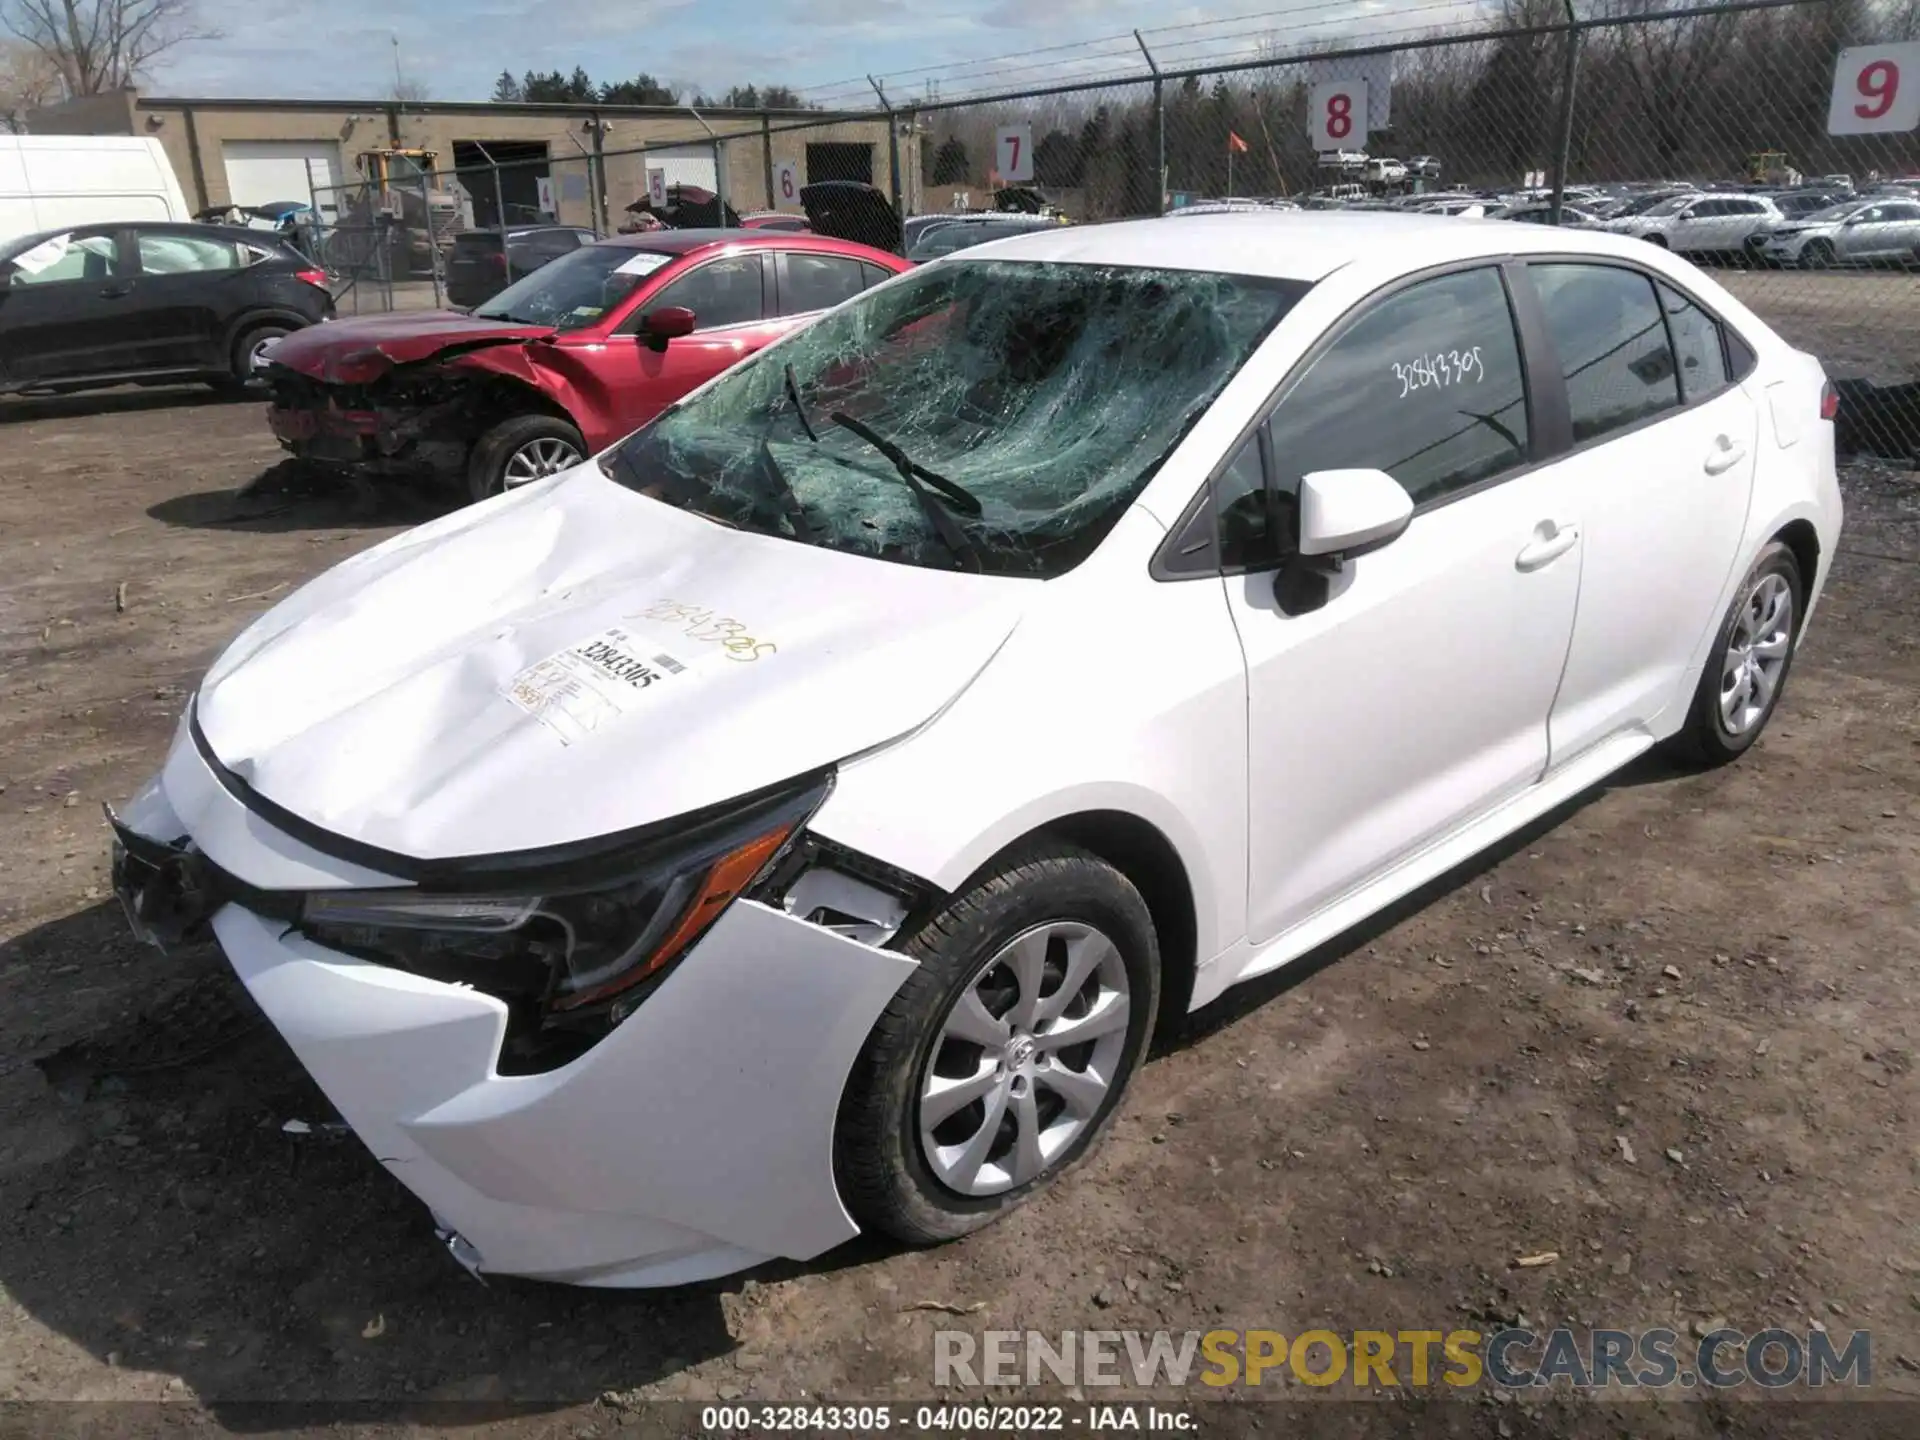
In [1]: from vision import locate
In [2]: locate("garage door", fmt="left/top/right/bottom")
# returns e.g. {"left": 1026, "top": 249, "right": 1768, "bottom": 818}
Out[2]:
{"left": 643, "top": 144, "right": 718, "bottom": 193}
{"left": 221, "top": 140, "right": 346, "bottom": 220}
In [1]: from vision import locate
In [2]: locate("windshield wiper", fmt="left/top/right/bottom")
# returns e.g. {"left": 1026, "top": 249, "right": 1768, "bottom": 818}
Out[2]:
{"left": 784, "top": 362, "right": 819, "bottom": 442}
{"left": 829, "top": 411, "right": 986, "bottom": 574}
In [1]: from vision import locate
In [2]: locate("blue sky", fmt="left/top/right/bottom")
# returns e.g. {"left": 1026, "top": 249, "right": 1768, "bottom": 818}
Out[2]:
{"left": 149, "top": 0, "right": 1463, "bottom": 106}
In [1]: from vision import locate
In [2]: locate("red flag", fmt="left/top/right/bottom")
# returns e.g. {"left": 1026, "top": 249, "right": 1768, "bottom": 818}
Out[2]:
{"left": 1227, "top": 131, "right": 1250, "bottom": 154}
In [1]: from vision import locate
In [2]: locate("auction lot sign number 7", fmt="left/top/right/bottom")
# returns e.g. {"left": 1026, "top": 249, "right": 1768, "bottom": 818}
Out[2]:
{"left": 1828, "top": 42, "right": 1920, "bottom": 134}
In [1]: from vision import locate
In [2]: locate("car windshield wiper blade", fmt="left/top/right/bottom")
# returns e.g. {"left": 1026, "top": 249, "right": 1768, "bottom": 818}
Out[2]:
{"left": 784, "top": 362, "right": 819, "bottom": 442}
{"left": 828, "top": 412, "right": 982, "bottom": 515}
{"left": 829, "top": 411, "right": 986, "bottom": 574}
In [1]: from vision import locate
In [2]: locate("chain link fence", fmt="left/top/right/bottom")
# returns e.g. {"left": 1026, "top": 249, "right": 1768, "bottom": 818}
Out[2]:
{"left": 294, "top": 1, "right": 1916, "bottom": 455}
{"left": 892, "top": 0, "right": 1920, "bottom": 460}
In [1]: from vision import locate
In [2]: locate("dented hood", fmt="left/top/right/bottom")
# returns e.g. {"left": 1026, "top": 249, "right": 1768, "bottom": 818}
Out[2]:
{"left": 268, "top": 310, "right": 555, "bottom": 385}
{"left": 192, "top": 468, "right": 1027, "bottom": 862}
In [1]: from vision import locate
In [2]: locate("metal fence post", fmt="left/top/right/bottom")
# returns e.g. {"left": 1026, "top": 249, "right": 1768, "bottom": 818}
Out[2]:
{"left": 421, "top": 172, "right": 443, "bottom": 309}
{"left": 1135, "top": 30, "right": 1165, "bottom": 213}
{"left": 1548, "top": 0, "right": 1580, "bottom": 225}
{"left": 870, "top": 77, "right": 905, "bottom": 228}
{"left": 761, "top": 112, "right": 776, "bottom": 209}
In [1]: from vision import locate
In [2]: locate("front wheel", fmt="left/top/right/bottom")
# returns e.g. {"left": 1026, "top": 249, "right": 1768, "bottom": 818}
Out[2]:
{"left": 836, "top": 841, "right": 1160, "bottom": 1245}
{"left": 467, "top": 413, "right": 586, "bottom": 503}
{"left": 1667, "top": 541, "right": 1804, "bottom": 768}
{"left": 1801, "top": 239, "right": 1835, "bottom": 270}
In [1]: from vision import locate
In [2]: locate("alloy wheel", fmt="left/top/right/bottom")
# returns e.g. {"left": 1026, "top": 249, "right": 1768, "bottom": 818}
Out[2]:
{"left": 1719, "top": 571, "right": 1794, "bottom": 737}
{"left": 501, "top": 436, "right": 583, "bottom": 488}
{"left": 918, "top": 921, "right": 1131, "bottom": 1197}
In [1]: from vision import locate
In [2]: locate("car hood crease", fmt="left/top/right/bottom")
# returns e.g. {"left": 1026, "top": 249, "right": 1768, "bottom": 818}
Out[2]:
{"left": 193, "top": 470, "right": 1026, "bottom": 862}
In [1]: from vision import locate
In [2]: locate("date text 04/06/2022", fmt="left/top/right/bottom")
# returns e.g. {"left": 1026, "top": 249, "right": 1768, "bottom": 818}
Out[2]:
{"left": 697, "top": 1403, "right": 1196, "bottom": 1432}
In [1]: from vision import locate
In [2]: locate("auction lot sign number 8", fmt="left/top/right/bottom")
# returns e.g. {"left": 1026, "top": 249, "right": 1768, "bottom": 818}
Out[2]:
{"left": 1310, "top": 80, "right": 1369, "bottom": 150}
{"left": 1828, "top": 42, "right": 1920, "bottom": 134}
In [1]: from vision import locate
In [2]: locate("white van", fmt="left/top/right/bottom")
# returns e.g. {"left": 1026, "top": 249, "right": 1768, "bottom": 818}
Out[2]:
{"left": 0, "top": 135, "right": 191, "bottom": 247}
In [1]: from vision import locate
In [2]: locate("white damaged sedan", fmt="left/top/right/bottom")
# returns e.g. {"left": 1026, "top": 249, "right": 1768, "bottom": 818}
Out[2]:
{"left": 109, "top": 214, "right": 1841, "bottom": 1287}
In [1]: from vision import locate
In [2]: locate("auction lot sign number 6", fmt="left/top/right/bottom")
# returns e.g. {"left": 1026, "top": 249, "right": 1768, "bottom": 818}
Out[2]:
{"left": 1828, "top": 42, "right": 1920, "bottom": 134}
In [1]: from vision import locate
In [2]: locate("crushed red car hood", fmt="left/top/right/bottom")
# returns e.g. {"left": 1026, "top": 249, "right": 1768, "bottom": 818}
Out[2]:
{"left": 268, "top": 311, "right": 556, "bottom": 386}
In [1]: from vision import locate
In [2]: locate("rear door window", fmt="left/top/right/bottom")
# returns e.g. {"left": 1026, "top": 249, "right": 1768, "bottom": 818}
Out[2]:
{"left": 1657, "top": 283, "right": 1728, "bottom": 402}
{"left": 781, "top": 252, "right": 868, "bottom": 314}
{"left": 1530, "top": 263, "right": 1680, "bottom": 442}
{"left": 135, "top": 232, "right": 245, "bottom": 274}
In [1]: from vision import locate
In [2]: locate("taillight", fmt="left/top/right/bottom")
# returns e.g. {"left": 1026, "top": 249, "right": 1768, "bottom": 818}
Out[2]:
{"left": 490, "top": 252, "right": 507, "bottom": 270}
{"left": 294, "top": 268, "right": 328, "bottom": 290}
{"left": 1820, "top": 381, "right": 1839, "bottom": 421}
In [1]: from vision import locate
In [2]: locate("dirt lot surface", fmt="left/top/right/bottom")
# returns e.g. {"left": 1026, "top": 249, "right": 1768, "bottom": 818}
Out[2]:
{"left": 0, "top": 385, "right": 1916, "bottom": 1439}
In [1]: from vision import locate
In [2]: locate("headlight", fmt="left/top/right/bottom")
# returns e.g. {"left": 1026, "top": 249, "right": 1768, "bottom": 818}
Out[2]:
{"left": 296, "top": 772, "right": 830, "bottom": 1068}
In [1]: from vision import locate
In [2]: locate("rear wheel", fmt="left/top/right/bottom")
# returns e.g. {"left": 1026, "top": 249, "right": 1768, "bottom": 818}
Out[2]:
{"left": 211, "top": 321, "right": 295, "bottom": 393}
{"left": 466, "top": 413, "right": 586, "bottom": 503}
{"left": 1667, "top": 541, "right": 1804, "bottom": 768}
{"left": 836, "top": 841, "right": 1160, "bottom": 1245}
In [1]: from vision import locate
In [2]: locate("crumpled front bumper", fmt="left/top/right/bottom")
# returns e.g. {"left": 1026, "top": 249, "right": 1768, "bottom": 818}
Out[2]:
{"left": 120, "top": 728, "right": 919, "bottom": 1288}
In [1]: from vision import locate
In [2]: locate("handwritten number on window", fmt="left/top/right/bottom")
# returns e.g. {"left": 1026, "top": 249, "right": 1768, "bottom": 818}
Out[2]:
{"left": 1392, "top": 346, "right": 1484, "bottom": 400}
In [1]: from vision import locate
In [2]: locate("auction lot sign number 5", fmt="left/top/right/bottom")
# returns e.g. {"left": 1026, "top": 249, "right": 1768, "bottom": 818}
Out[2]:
{"left": 1829, "top": 42, "right": 1920, "bottom": 134}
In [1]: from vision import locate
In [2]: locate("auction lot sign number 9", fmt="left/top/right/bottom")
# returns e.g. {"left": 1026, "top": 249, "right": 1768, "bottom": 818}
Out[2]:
{"left": 1828, "top": 42, "right": 1920, "bottom": 134}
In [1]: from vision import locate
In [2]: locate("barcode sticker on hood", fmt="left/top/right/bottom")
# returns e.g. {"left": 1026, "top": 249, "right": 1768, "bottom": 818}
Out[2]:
{"left": 501, "top": 626, "right": 689, "bottom": 745}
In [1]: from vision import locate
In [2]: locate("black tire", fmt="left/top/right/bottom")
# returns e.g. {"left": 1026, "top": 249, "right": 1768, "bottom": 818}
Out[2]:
{"left": 466, "top": 413, "right": 586, "bottom": 504}
{"left": 1802, "top": 240, "right": 1834, "bottom": 270}
{"left": 836, "top": 840, "right": 1160, "bottom": 1245}
{"left": 1643, "top": 233, "right": 1669, "bottom": 249}
{"left": 1666, "top": 540, "right": 1805, "bottom": 769}
{"left": 229, "top": 322, "right": 293, "bottom": 385}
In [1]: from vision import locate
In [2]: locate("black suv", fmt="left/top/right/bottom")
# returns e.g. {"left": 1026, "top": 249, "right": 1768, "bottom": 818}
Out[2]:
{"left": 0, "top": 222, "right": 333, "bottom": 396}
{"left": 446, "top": 226, "right": 600, "bottom": 308}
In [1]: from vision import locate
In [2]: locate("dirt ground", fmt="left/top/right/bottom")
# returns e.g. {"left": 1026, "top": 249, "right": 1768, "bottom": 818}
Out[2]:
{"left": 0, "top": 383, "right": 1916, "bottom": 1439}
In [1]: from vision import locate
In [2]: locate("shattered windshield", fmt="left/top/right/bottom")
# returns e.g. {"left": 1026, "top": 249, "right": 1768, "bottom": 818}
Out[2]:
{"left": 603, "top": 259, "right": 1306, "bottom": 578}
{"left": 470, "top": 244, "right": 673, "bottom": 329}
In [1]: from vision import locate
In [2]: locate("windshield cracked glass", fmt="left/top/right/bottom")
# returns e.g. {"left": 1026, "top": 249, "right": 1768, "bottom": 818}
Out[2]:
{"left": 472, "top": 246, "right": 672, "bottom": 329}
{"left": 603, "top": 259, "right": 1306, "bottom": 577}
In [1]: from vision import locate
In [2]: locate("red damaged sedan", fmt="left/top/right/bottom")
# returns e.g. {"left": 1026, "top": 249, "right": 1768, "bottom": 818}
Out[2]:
{"left": 264, "top": 229, "right": 909, "bottom": 501}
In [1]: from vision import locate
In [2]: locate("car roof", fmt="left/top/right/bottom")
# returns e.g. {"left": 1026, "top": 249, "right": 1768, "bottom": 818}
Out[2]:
{"left": 2, "top": 220, "right": 290, "bottom": 254}
{"left": 952, "top": 210, "right": 1680, "bottom": 281}
{"left": 589, "top": 227, "right": 866, "bottom": 255}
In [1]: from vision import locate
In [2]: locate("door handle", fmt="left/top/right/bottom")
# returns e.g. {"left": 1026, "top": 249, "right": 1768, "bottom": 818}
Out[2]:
{"left": 99, "top": 284, "right": 131, "bottom": 299}
{"left": 1515, "top": 520, "right": 1579, "bottom": 572}
{"left": 1703, "top": 436, "right": 1748, "bottom": 475}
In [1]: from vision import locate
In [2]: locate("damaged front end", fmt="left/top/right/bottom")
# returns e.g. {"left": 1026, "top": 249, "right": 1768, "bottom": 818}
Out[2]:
{"left": 266, "top": 362, "right": 489, "bottom": 480}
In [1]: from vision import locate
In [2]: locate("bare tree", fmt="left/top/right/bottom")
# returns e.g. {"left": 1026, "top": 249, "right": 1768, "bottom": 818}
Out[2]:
{"left": 391, "top": 74, "right": 430, "bottom": 103}
{"left": 0, "top": 0, "right": 215, "bottom": 96}
{"left": 1, "top": 35, "right": 60, "bottom": 126}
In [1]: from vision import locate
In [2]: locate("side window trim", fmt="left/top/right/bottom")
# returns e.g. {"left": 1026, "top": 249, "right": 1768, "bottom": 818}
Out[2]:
{"left": 1518, "top": 253, "right": 1752, "bottom": 432}
{"left": 1152, "top": 256, "right": 1539, "bottom": 581}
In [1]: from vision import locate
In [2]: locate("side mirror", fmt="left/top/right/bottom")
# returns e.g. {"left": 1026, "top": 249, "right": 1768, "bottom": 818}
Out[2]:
{"left": 1298, "top": 468, "right": 1414, "bottom": 557}
{"left": 1273, "top": 469, "right": 1413, "bottom": 617}
{"left": 638, "top": 305, "right": 695, "bottom": 351}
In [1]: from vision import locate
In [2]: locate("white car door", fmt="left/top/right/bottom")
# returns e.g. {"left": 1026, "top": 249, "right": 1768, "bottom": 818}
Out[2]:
{"left": 1208, "top": 265, "right": 1584, "bottom": 946}
{"left": 1521, "top": 263, "right": 1761, "bottom": 764}
{"left": 1666, "top": 200, "right": 1716, "bottom": 252}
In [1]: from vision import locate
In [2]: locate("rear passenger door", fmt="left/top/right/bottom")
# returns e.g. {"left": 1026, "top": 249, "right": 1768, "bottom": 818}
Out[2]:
{"left": 129, "top": 228, "right": 254, "bottom": 369}
{"left": 1522, "top": 262, "right": 1760, "bottom": 765}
